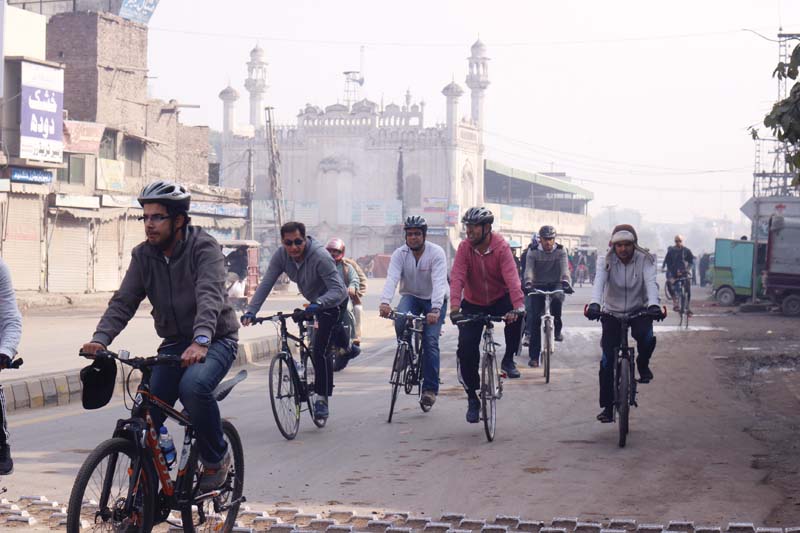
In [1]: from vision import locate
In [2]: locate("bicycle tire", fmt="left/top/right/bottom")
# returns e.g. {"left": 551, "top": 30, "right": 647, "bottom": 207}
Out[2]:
{"left": 268, "top": 353, "right": 300, "bottom": 440}
{"left": 180, "top": 420, "right": 245, "bottom": 533}
{"left": 388, "top": 344, "right": 407, "bottom": 423}
{"left": 543, "top": 319, "right": 553, "bottom": 384}
{"left": 66, "top": 437, "right": 155, "bottom": 533}
{"left": 618, "top": 355, "right": 630, "bottom": 448}
{"left": 481, "top": 352, "right": 497, "bottom": 442}
{"left": 303, "top": 351, "right": 327, "bottom": 429}
{"left": 681, "top": 288, "right": 689, "bottom": 329}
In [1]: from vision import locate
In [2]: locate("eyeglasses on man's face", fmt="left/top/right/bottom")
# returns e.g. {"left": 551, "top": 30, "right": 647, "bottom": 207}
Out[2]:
{"left": 138, "top": 214, "right": 171, "bottom": 223}
{"left": 283, "top": 238, "right": 304, "bottom": 247}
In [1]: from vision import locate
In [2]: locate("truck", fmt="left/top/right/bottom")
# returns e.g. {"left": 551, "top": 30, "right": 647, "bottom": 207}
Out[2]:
{"left": 765, "top": 215, "right": 800, "bottom": 316}
{"left": 711, "top": 238, "right": 765, "bottom": 306}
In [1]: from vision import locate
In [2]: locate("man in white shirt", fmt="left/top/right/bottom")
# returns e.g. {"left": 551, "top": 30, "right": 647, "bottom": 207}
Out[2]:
{"left": 379, "top": 216, "right": 448, "bottom": 408}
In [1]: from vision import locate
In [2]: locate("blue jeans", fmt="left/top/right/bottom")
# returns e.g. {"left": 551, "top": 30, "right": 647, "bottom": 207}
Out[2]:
{"left": 394, "top": 295, "right": 446, "bottom": 394}
{"left": 150, "top": 338, "right": 237, "bottom": 464}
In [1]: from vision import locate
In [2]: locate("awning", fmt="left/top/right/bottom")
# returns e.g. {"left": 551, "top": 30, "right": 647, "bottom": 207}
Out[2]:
{"left": 49, "top": 207, "right": 128, "bottom": 221}
{"left": 191, "top": 215, "right": 247, "bottom": 229}
{"left": 121, "top": 130, "right": 167, "bottom": 146}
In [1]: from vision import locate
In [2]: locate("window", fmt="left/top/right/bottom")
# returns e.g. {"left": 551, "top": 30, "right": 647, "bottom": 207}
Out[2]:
{"left": 57, "top": 154, "right": 92, "bottom": 185}
{"left": 99, "top": 130, "right": 117, "bottom": 160}
{"left": 124, "top": 138, "right": 143, "bottom": 177}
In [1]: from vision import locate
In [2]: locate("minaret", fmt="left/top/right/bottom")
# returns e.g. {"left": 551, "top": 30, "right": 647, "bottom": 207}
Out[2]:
{"left": 218, "top": 85, "right": 239, "bottom": 138}
{"left": 442, "top": 80, "right": 464, "bottom": 145}
{"left": 465, "top": 39, "right": 489, "bottom": 128}
{"left": 244, "top": 44, "right": 268, "bottom": 129}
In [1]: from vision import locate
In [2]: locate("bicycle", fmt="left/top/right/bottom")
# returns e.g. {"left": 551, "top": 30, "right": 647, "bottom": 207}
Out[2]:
{"left": 672, "top": 275, "right": 690, "bottom": 328}
{"left": 67, "top": 349, "right": 246, "bottom": 533}
{"left": 382, "top": 310, "right": 428, "bottom": 423}
{"left": 455, "top": 314, "right": 506, "bottom": 442}
{"left": 576, "top": 264, "right": 589, "bottom": 287}
{"left": 252, "top": 309, "right": 327, "bottom": 440}
{"left": 593, "top": 308, "right": 664, "bottom": 448}
{"left": 528, "top": 289, "right": 564, "bottom": 384}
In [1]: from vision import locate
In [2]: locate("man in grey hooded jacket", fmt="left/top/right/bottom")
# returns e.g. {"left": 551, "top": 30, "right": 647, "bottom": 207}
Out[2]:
{"left": 242, "top": 221, "right": 347, "bottom": 420}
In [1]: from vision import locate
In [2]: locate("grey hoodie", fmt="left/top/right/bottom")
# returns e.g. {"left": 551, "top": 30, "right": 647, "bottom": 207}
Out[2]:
{"left": 0, "top": 259, "right": 21, "bottom": 357}
{"left": 247, "top": 236, "right": 347, "bottom": 312}
{"left": 590, "top": 248, "right": 659, "bottom": 314}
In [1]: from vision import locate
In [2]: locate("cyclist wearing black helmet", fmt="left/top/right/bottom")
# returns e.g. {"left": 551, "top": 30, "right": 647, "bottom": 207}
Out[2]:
{"left": 81, "top": 180, "right": 240, "bottom": 491}
{"left": 379, "top": 215, "right": 448, "bottom": 408}
{"left": 450, "top": 207, "right": 525, "bottom": 423}
{"left": 522, "top": 225, "right": 573, "bottom": 367}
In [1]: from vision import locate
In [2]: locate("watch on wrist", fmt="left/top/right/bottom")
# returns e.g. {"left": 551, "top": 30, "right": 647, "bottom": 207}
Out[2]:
{"left": 193, "top": 335, "right": 211, "bottom": 348}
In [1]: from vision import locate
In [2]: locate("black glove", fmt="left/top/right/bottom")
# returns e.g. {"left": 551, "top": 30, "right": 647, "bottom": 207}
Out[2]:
{"left": 585, "top": 303, "right": 601, "bottom": 321}
{"left": 647, "top": 305, "right": 664, "bottom": 320}
{"left": 0, "top": 354, "right": 11, "bottom": 369}
{"left": 449, "top": 311, "right": 464, "bottom": 325}
{"left": 562, "top": 280, "right": 574, "bottom": 294}
{"left": 240, "top": 311, "right": 256, "bottom": 325}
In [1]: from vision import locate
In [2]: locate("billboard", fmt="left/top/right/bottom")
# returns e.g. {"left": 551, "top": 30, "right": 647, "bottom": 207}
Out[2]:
{"left": 118, "top": 0, "right": 160, "bottom": 24}
{"left": 20, "top": 61, "right": 63, "bottom": 163}
{"left": 63, "top": 120, "right": 104, "bottom": 155}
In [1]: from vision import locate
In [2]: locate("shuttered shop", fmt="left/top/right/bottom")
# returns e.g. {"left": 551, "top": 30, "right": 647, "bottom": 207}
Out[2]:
{"left": 48, "top": 217, "right": 89, "bottom": 293}
{"left": 120, "top": 216, "right": 143, "bottom": 277}
{"left": 94, "top": 219, "right": 120, "bottom": 291}
{"left": 4, "top": 195, "right": 42, "bottom": 290}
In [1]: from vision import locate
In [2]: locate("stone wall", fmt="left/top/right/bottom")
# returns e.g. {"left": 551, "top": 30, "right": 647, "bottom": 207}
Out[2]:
{"left": 177, "top": 124, "right": 210, "bottom": 184}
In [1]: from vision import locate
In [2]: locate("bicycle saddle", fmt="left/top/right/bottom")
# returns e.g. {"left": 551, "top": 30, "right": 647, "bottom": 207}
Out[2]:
{"left": 214, "top": 369, "right": 248, "bottom": 402}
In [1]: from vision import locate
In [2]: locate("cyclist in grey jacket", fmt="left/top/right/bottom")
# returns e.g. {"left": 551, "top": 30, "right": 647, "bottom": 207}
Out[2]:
{"left": 585, "top": 224, "right": 663, "bottom": 423}
{"left": 242, "top": 221, "right": 347, "bottom": 420}
{"left": 0, "top": 258, "right": 22, "bottom": 475}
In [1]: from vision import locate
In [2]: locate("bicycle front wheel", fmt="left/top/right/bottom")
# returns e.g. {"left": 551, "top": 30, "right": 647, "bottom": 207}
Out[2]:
{"left": 617, "top": 356, "right": 631, "bottom": 448}
{"left": 303, "top": 351, "right": 327, "bottom": 429}
{"left": 543, "top": 320, "right": 553, "bottom": 384}
{"left": 388, "top": 344, "right": 408, "bottom": 423}
{"left": 481, "top": 353, "right": 498, "bottom": 442}
{"left": 269, "top": 353, "right": 300, "bottom": 440}
{"left": 181, "top": 419, "right": 245, "bottom": 533}
{"left": 66, "top": 437, "right": 155, "bottom": 533}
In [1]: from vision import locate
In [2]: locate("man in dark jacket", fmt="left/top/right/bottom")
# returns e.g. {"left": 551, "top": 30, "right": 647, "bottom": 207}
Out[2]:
{"left": 242, "top": 221, "right": 348, "bottom": 420}
{"left": 81, "top": 181, "right": 239, "bottom": 491}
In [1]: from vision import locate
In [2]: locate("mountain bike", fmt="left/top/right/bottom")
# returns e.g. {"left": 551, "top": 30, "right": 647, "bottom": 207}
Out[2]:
{"left": 596, "top": 308, "right": 664, "bottom": 448}
{"left": 528, "top": 289, "right": 564, "bottom": 384}
{"left": 253, "top": 309, "right": 326, "bottom": 440}
{"left": 67, "top": 349, "right": 246, "bottom": 532}
{"left": 382, "top": 310, "right": 427, "bottom": 423}
{"left": 456, "top": 314, "right": 506, "bottom": 442}
{"left": 672, "top": 275, "right": 690, "bottom": 328}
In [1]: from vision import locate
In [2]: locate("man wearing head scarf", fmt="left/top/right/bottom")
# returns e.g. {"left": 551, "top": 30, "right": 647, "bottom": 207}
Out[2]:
{"left": 584, "top": 224, "right": 663, "bottom": 423}
{"left": 662, "top": 234, "right": 694, "bottom": 314}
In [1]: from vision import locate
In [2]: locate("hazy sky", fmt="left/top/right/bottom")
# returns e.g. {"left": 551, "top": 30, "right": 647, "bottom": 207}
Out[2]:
{"left": 146, "top": 0, "right": 799, "bottom": 224}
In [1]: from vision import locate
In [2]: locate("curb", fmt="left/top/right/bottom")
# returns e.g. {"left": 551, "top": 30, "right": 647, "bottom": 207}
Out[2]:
{"left": 2, "top": 335, "right": 278, "bottom": 413}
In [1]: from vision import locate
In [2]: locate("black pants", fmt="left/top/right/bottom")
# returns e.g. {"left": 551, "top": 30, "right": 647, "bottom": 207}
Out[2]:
{"left": 598, "top": 315, "right": 656, "bottom": 408}
{"left": 313, "top": 302, "right": 347, "bottom": 397}
{"left": 457, "top": 294, "right": 521, "bottom": 400}
{"left": 0, "top": 385, "right": 7, "bottom": 446}
{"left": 527, "top": 285, "right": 563, "bottom": 359}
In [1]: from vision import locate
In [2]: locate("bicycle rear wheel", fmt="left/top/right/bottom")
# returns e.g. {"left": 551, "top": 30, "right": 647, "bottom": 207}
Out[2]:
{"left": 66, "top": 437, "right": 155, "bottom": 533}
{"left": 269, "top": 353, "right": 300, "bottom": 440}
{"left": 617, "top": 355, "right": 630, "bottom": 448}
{"left": 303, "top": 351, "right": 327, "bottom": 429}
{"left": 481, "top": 352, "right": 497, "bottom": 442}
{"left": 388, "top": 344, "right": 408, "bottom": 423}
{"left": 681, "top": 288, "right": 689, "bottom": 329}
{"left": 543, "top": 319, "right": 553, "bottom": 384}
{"left": 181, "top": 420, "right": 245, "bottom": 533}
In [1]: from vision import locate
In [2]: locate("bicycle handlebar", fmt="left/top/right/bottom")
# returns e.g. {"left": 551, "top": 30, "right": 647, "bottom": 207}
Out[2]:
{"left": 456, "top": 313, "right": 508, "bottom": 325}
{"left": 527, "top": 289, "right": 565, "bottom": 297}
{"left": 79, "top": 349, "right": 186, "bottom": 368}
{"left": 383, "top": 310, "right": 426, "bottom": 322}
{"left": 251, "top": 309, "right": 308, "bottom": 325}
{"left": 599, "top": 306, "right": 667, "bottom": 322}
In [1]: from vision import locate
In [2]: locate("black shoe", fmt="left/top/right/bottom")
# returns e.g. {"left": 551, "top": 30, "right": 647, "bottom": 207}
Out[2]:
{"left": 638, "top": 366, "right": 654, "bottom": 383}
{"left": 0, "top": 445, "right": 13, "bottom": 475}
{"left": 501, "top": 360, "right": 520, "bottom": 379}
{"left": 528, "top": 356, "right": 539, "bottom": 368}
{"left": 314, "top": 399, "right": 329, "bottom": 420}
{"left": 466, "top": 398, "right": 480, "bottom": 423}
{"left": 596, "top": 407, "right": 613, "bottom": 423}
{"left": 554, "top": 332, "right": 564, "bottom": 342}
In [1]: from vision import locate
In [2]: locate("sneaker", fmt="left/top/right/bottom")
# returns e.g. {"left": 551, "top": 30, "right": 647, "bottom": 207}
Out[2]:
{"left": 314, "top": 399, "right": 329, "bottom": 420}
{"left": 673, "top": 304, "right": 680, "bottom": 312}
{"left": 596, "top": 407, "right": 614, "bottom": 423}
{"left": 554, "top": 332, "right": 564, "bottom": 342}
{"left": 466, "top": 398, "right": 480, "bottom": 423}
{"left": 528, "top": 356, "right": 539, "bottom": 368}
{"left": 0, "top": 445, "right": 12, "bottom": 475}
{"left": 638, "top": 365, "right": 654, "bottom": 383}
{"left": 501, "top": 360, "right": 520, "bottom": 379}
{"left": 522, "top": 331, "right": 530, "bottom": 347}
{"left": 333, "top": 349, "right": 350, "bottom": 372}
{"left": 420, "top": 390, "right": 436, "bottom": 408}
{"left": 198, "top": 446, "right": 231, "bottom": 492}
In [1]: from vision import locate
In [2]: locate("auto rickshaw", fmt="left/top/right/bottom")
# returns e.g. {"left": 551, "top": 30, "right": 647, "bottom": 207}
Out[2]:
{"left": 218, "top": 239, "right": 260, "bottom": 311}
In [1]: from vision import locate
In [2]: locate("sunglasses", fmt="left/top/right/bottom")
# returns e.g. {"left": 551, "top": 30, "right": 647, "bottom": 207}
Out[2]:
{"left": 283, "top": 238, "right": 304, "bottom": 247}
{"left": 138, "top": 214, "right": 171, "bottom": 223}
{"left": 327, "top": 249, "right": 343, "bottom": 256}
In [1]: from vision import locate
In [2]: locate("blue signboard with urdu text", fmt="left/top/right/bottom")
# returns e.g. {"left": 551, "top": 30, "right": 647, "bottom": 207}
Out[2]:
{"left": 118, "top": 0, "right": 160, "bottom": 24}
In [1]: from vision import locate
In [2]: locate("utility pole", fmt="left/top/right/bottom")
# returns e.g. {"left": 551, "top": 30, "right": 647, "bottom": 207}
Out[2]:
{"left": 247, "top": 145, "right": 255, "bottom": 240}
{"left": 264, "top": 107, "right": 285, "bottom": 247}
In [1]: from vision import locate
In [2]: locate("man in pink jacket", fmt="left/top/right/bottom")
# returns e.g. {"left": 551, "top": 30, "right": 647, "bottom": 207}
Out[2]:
{"left": 449, "top": 207, "right": 525, "bottom": 424}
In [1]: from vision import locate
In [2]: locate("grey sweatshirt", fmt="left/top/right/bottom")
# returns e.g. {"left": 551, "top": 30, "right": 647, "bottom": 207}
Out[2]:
{"left": 591, "top": 249, "right": 660, "bottom": 313}
{"left": 0, "top": 259, "right": 21, "bottom": 357}
{"left": 523, "top": 246, "right": 570, "bottom": 288}
{"left": 380, "top": 242, "right": 448, "bottom": 310}
{"left": 247, "top": 236, "right": 347, "bottom": 312}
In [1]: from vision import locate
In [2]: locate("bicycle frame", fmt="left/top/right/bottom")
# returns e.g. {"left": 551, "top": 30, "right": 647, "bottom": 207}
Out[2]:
{"left": 389, "top": 311, "right": 424, "bottom": 382}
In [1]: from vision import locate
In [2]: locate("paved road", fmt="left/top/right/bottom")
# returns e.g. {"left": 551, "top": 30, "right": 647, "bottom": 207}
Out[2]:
{"left": 4, "top": 283, "right": 783, "bottom": 524}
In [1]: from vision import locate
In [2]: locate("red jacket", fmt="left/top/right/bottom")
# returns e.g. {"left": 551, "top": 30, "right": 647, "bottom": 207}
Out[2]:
{"left": 449, "top": 233, "right": 525, "bottom": 309}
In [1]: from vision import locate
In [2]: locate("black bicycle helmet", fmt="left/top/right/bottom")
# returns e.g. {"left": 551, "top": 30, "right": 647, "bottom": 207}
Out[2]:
{"left": 539, "top": 225, "right": 556, "bottom": 239}
{"left": 138, "top": 180, "right": 191, "bottom": 211}
{"left": 461, "top": 206, "right": 494, "bottom": 225}
{"left": 403, "top": 215, "right": 428, "bottom": 232}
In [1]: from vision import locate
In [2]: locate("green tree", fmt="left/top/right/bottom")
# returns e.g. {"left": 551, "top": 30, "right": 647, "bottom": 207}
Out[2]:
{"left": 763, "top": 39, "right": 800, "bottom": 183}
